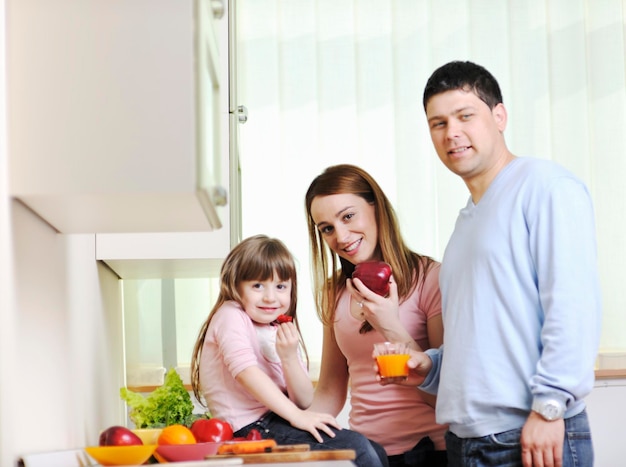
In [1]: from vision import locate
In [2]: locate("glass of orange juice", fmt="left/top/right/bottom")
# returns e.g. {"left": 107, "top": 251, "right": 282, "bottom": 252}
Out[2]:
{"left": 374, "top": 342, "right": 410, "bottom": 382}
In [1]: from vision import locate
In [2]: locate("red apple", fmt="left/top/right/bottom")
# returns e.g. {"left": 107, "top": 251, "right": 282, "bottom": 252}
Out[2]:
{"left": 99, "top": 425, "right": 143, "bottom": 446}
{"left": 352, "top": 261, "right": 392, "bottom": 296}
{"left": 191, "top": 418, "right": 234, "bottom": 443}
{"left": 246, "top": 428, "right": 263, "bottom": 440}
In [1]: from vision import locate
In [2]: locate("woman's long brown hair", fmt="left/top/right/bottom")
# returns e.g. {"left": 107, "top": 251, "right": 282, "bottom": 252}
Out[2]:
{"left": 305, "top": 164, "right": 435, "bottom": 331}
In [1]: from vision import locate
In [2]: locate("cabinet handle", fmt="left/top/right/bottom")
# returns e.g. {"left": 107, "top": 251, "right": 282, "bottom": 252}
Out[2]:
{"left": 237, "top": 105, "right": 248, "bottom": 124}
{"left": 212, "top": 186, "right": 228, "bottom": 207}
{"left": 211, "top": 0, "right": 225, "bottom": 19}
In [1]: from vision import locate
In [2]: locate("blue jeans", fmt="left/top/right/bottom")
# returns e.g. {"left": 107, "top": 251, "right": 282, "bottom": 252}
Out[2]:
{"left": 235, "top": 412, "right": 389, "bottom": 467}
{"left": 445, "top": 410, "right": 593, "bottom": 467}
{"left": 387, "top": 436, "right": 448, "bottom": 467}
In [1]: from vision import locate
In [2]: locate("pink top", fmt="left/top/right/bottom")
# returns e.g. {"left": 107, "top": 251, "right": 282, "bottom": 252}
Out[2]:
{"left": 199, "top": 300, "right": 307, "bottom": 431}
{"left": 335, "top": 263, "right": 447, "bottom": 454}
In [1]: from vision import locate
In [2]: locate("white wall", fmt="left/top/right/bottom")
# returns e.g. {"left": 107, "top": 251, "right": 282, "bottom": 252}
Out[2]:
{"left": 0, "top": 201, "right": 126, "bottom": 466}
{"left": 587, "top": 379, "right": 626, "bottom": 467}
{"left": 0, "top": 6, "right": 129, "bottom": 464}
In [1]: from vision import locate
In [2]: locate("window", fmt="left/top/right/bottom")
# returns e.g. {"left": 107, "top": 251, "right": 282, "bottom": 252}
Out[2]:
{"left": 123, "top": 278, "right": 220, "bottom": 388}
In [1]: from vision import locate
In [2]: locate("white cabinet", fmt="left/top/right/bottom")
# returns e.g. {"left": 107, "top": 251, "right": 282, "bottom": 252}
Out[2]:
{"left": 7, "top": 0, "right": 229, "bottom": 234}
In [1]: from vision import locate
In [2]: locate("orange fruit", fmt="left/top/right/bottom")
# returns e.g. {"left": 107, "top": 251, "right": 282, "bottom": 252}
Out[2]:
{"left": 157, "top": 424, "right": 196, "bottom": 445}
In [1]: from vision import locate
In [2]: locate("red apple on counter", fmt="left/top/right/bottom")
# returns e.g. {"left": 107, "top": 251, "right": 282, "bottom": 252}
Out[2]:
{"left": 99, "top": 425, "right": 143, "bottom": 446}
{"left": 191, "top": 418, "right": 234, "bottom": 443}
{"left": 246, "top": 428, "right": 263, "bottom": 440}
{"left": 352, "top": 261, "right": 392, "bottom": 296}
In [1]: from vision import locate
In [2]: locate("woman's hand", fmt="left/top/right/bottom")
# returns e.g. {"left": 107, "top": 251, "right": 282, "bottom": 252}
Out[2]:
{"left": 348, "top": 274, "right": 399, "bottom": 323}
{"left": 349, "top": 275, "right": 419, "bottom": 348}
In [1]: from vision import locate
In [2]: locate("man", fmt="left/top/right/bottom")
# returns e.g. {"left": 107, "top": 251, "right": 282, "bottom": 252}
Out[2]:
{"left": 409, "top": 60, "right": 602, "bottom": 466}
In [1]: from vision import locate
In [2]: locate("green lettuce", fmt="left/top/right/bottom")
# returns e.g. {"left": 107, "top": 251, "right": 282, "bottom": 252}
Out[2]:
{"left": 120, "top": 368, "right": 194, "bottom": 428}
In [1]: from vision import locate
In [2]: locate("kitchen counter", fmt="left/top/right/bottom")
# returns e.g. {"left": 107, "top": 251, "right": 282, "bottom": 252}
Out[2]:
{"left": 18, "top": 449, "right": 356, "bottom": 467}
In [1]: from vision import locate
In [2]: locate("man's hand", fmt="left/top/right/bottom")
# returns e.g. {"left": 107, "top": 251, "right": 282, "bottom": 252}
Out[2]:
{"left": 406, "top": 348, "right": 433, "bottom": 378}
{"left": 375, "top": 348, "right": 433, "bottom": 386}
{"left": 520, "top": 411, "right": 564, "bottom": 467}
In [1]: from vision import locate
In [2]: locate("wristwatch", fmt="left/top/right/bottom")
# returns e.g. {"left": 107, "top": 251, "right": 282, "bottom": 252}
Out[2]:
{"left": 532, "top": 399, "right": 565, "bottom": 421}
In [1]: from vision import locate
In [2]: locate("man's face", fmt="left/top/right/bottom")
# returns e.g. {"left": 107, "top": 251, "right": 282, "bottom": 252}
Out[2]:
{"left": 425, "top": 89, "right": 507, "bottom": 185}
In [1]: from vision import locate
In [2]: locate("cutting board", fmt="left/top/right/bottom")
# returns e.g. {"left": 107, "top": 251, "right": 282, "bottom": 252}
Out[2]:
{"left": 206, "top": 449, "right": 356, "bottom": 464}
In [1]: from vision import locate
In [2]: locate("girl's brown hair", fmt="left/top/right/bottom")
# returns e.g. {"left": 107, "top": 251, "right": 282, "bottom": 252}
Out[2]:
{"left": 190, "top": 234, "right": 308, "bottom": 406}
{"left": 304, "top": 164, "right": 435, "bottom": 329}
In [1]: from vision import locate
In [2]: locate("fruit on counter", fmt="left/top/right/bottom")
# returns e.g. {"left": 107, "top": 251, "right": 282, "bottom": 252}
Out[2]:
{"left": 246, "top": 428, "right": 263, "bottom": 440}
{"left": 120, "top": 368, "right": 194, "bottom": 428}
{"left": 191, "top": 418, "right": 234, "bottom": 443}
{"left": 157, "top": 424, "right": 197, "bottom": 445}
{"left": 352, "top": 261, "right": 392, "bottom": 296}
{"left": 99, "top": 425, "right": 144, "bottom": 446}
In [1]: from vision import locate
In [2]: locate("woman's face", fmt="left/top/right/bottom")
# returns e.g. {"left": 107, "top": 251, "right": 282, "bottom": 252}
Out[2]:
{"left": 310, "top": 193, "right": 380, "bottom": 265}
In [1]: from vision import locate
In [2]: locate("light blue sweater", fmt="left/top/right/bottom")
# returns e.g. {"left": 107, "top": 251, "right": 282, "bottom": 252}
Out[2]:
{"left": 421, "top": 157, "right": 602, "bottom": 438}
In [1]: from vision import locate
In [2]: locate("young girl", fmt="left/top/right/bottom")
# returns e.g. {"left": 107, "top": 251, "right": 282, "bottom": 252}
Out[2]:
{"left": 190, "top": 235, "right": 387, "bottom": 467}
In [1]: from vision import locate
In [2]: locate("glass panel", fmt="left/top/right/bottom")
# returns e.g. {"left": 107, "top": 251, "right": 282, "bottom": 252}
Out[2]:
{"left": 123, "top": 280, "right": 164, "bottom": 386}
{"left": 123, "top": 278, "right": 221, "bottom": 387}
{"left": 175, "top": 278, "right": 221, "bottom": 367}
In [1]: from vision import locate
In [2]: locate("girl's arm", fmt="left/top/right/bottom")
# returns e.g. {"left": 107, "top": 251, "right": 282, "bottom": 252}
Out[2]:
{"left": 308, "top": 326, "right": 350, "bottom": 416}
{"left": 275, "top": 322, "right": 313, "bottom": 409}
{"left": 235, "top": 366, "right": 340, "bottom": 442}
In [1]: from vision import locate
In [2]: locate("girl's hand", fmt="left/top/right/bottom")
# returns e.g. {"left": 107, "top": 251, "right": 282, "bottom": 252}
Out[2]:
{"left": 275, "top": 322, "right": 300, "bottom": 362}
{"left": 290, "top": 410, "right": 341, "bottom": 443}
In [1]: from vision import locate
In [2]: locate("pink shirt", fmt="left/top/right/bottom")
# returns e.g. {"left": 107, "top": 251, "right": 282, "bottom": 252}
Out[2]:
{"left": 199, "top": 301, "right": 307, "bottom": 431}
{"left": 334, "top": 263, "right": 447, "bottom": 454}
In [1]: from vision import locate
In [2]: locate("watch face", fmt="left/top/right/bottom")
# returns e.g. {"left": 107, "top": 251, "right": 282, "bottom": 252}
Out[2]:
{"left": 543, "top": 402, "right": 560, "bottom": 420}
{"left": 532, "top": 399, "right": 564, "bottom": 421}
{"left": 538, "top": 400, "right": 564, "bottom": 421}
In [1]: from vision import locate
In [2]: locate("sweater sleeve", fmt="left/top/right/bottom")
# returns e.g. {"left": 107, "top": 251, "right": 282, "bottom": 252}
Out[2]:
{"left": 419, "top": 346, "right": 443, "bottom": 395}
{"left": 528, "top": 176, "right": 602, "bottom": 409}
{"left": 211, "top": 302, "right": 259, "bottom": 379}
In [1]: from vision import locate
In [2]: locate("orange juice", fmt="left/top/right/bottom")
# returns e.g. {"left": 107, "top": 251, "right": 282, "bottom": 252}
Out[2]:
{"left": 376, "top": 353, "right": 410, "bottom": 380}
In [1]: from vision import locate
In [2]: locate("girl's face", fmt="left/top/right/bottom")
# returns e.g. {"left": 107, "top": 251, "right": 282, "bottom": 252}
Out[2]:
{"left": 239, "top": 273, "right": 292, "bottom": 324}
{"left": 310, "top": 193, "right": 380, "bottom": 265}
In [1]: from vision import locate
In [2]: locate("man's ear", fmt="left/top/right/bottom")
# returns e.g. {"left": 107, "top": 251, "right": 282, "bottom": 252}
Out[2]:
{"left": 493, "top": 103, "right": 508, "bottom": 131}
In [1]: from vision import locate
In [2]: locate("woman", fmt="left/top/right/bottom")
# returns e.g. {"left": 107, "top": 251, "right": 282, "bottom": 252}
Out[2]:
{"left": 304, "top": 164, "right": 447, "bottom": 466}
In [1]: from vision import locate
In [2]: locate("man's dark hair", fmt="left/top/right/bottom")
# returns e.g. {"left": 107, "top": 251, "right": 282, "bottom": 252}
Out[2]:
{"left": 422, "top": 60, "right": 503, "bottom": 110}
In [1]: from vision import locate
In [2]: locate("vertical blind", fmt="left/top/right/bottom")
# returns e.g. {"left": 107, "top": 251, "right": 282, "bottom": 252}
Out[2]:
{"left": 123, "top": 0, "right": 626, "bottom": 383}
{"left": 236, "top": 0, "right": 626, "bottom": 366}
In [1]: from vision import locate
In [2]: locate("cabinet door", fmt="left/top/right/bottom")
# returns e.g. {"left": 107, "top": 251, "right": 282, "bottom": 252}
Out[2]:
{"left": 7, "top": 0, "right": 226, "bottom": 233}
{"left": 196, "top": 0, "right": 226, "bottom": 229}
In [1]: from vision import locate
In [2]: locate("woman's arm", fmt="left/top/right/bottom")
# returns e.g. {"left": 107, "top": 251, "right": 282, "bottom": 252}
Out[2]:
{"left": 275, "top": 322, "right": 313, "bottom": 409}
{"left": 426, "top": 314, "right": 444, "bottom": 349}
{"left": 308, "top": 326, "right": 350, "bottom": 416}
